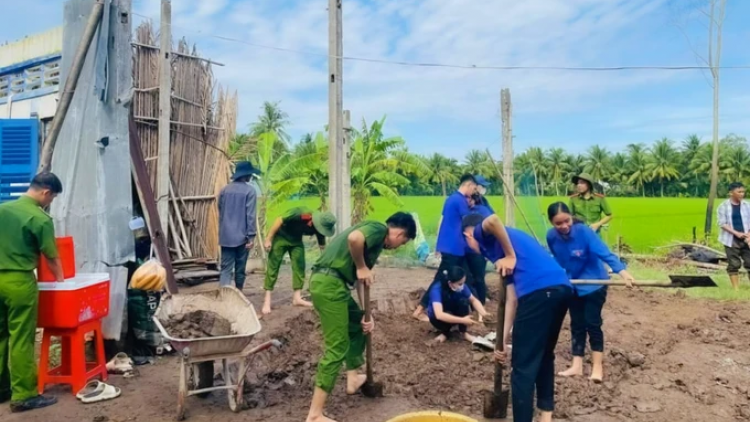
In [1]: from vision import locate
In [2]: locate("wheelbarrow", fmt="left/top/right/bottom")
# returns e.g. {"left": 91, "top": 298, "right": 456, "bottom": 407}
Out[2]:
{"left": 153, "top": 287, "right": 279, "bottom": 420}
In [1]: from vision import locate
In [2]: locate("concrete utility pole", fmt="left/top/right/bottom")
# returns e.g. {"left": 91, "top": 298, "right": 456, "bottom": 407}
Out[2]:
{"left": 328, "top": 0, "right": 348, "bottom": 234}
{"left": 157, "top": 0, "right": 172, "bottom": 236}
{"left": 501, "top": 88, "right": 515, "bottom": 227}
{"left": 341, "top": 109, "right": 352, "bottom": 231}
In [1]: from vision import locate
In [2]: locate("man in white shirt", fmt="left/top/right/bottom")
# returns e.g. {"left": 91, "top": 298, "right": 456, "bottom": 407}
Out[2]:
{"left": 717, "top": 182, "right": 750, "bottom": 291}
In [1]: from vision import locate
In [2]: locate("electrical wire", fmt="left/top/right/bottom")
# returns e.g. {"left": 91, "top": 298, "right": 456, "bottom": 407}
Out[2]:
{"left": 131, "top": 12, "right": 750, "bottom": 72}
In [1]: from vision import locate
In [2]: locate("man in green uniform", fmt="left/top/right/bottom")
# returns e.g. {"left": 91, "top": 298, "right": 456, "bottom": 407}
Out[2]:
{"left": 262, "top": 207, "right": 337, "bottom": 315}
{"left": 569, "top": 173, "right": 612, "bottom": 234}
{"left": 305, "top": 212, "right": 417, "bottom": 422}
{"left": 0, "top": 173, "right": 64, "bottom": 412}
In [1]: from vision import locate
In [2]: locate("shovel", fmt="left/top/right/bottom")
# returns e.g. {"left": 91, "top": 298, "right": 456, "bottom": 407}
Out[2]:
{"left": 483, "top": 276, "right": 509, "bottom": 419}
{"left": 572, "top": 275, "right": 717, "bottom": 288}
{"left": 361, "top": 284, "right": 384, "bottom": 398}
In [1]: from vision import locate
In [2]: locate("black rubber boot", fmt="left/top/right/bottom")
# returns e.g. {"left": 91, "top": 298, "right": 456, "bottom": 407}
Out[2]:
{"left": 9, "top": 395, "right": 57, "bottom": 413}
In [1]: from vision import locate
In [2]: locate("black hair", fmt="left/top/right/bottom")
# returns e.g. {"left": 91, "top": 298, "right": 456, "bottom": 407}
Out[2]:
{"left": 470, "top": 193, "right": 482, "bottom": 203}
{"left": 729, "top": 182, "right": 745, "bottom": 192}
{"left": 547, "top": 201, "right": 583, "bottom": 224}
{"left": 460, "top": 174, "right": 477, "bottom": 185}
{"left": 386, "top": 212, "right": 417, "bottom": 239}
{"left": 441, "top": 266, "right": 465, "bottom": 283}
{"left": 461, "top": 213, "right": 485, "bottom": 231}
{"left": 30, "top": 172, "right": 63, "bottom": 194}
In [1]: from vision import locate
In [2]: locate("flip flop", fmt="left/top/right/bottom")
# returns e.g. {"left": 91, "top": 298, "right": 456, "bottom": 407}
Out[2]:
{"left": 106, "top": 353, "right": 134, "bottom": 375}
{"left": 472, "top": 336, "right": 496, "bottom": 351}
{"left": 76, "top": 381, "right": 122, "bottom": 404}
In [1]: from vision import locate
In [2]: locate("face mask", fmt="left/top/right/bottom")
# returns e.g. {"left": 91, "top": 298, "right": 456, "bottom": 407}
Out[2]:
{"left": 449, "top": 283, "right": 463, "bottom": 292}
{"left": 477, "top": 186, "right": 487, "bottom": 195}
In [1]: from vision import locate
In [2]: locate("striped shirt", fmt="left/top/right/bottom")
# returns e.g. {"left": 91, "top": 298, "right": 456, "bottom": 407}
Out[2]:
{"left": 717, "top": 199, "right": 750, "bottom": 247}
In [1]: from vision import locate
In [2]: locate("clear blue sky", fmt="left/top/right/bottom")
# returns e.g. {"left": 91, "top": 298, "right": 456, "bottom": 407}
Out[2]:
{"left": 3, "top": 0, "right": 749, "bottom": 161}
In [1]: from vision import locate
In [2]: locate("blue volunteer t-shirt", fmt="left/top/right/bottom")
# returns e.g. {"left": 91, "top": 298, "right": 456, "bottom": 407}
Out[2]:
{"left": 475, "top": 225, "right": 570, "bottom": 298}
{"left": 466, "top": 207, "right": 493, "bottom": 255}
{"left": 436, "top": 191, "right": 472, "bottom": 256}
{"left": 546, "top": 223, "right": 626, "bottom": 296}
{"left": 426, "top": 281, "right": 472, "bottom": 319}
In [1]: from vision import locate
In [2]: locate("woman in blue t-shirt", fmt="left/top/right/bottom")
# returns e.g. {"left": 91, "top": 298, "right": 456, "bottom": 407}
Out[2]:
{"left": 462, "top": 213, "right": 571, "bottom": 422}
{"left": 546, "top": 202, "right": 635, "bottom": 383}
{"left": 427, "top": 266, "right": 489, "bottom": 343}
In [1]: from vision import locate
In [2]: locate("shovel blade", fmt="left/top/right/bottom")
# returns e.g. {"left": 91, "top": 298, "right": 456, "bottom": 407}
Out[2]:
{"left": 668, "top": 275, "right": 717, "bottom": 288}
{"left": 482, "top": 389, "right": 509, "bottom": 419}
{"left": 361, "top": 380, "right": 384, "bottom": 398}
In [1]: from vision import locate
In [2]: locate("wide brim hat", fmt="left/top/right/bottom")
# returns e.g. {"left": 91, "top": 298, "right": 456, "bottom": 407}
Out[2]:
{"left": 312, "top": 211, "right": 337, "bottom": 237}
{"left": 232, "top": 161, "right": 261, "bottom": 181}
{"left": 572, "top": 173, "right": 594, "bottom": 185}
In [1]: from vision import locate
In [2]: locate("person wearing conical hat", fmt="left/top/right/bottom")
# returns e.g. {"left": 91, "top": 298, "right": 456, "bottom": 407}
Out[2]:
{"left": 569, "top": 173, "right": 612, "bottom": 234}
{"left": 262, "top": 207, "right": 337, "bottom": 315}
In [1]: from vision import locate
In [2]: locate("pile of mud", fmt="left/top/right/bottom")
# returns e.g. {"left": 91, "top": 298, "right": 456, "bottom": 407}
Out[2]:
{"left": 163, "top": 310, "right": 234, "bottom": 339}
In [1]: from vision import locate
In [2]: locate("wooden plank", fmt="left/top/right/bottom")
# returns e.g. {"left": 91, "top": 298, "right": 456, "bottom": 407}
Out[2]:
{"left": 174, "top": 270, "right": 221, "bottom": 281}
{"left": 129, "top": 116, "right": 179, "bottom": 294}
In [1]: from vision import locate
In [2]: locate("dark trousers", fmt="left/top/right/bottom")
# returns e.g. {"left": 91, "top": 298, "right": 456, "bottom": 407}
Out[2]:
{"left": 725, "top": 237, "right": 750, "bottom": 275}
{"left": 511, "top": 285, "right": 572, "bottom": 422}
{"left": 465, "top": 252, "right": 487, "bottom": 304}
{"left": 220, "top": 245, "right": 249, "bottom": 290}
{"left": 420, "top": 253, "right": 472, "bottom": 309}
{"left": 428, "top": 298, "right": 471, "bottom": 336}
{"left": 569, "top": 287, "right": 607, "bottom": 356}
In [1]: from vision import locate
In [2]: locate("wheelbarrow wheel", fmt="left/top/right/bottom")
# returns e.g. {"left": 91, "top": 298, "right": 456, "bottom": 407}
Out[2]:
{"left": 192, "top": 362, "right": 214, "bottom": 398}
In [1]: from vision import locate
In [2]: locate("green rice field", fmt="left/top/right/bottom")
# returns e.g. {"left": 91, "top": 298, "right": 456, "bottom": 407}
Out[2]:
{"left": 272, "top": 196, "right": 713, "bottom": 253}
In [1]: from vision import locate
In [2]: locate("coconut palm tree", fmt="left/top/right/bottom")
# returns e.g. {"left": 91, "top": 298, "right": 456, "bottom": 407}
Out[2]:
{"left": 546, "top": 148, "right": 568, "bottom": 196}
{"left": 720, "top": 142, "right": 750, "bottom": 183}
{"left": 427, "top": 153, "right": 460, "bottom": 197}
{"left": 626, "top": 143, "right": 651, "bottom": 197}
{"left": 463, "top": 150, "right": 493, "bottom": 178}
{"left": 584, "top": 145, "right": 611, "bottom": 183}
{"left": 648, "top": 138, "right": 681, "bottom": 197}
{"left": 526, "top": 147, "right": 547, "bottom": 197}
{"left": 250, "top": 101, "right": 292, "bottom": 154}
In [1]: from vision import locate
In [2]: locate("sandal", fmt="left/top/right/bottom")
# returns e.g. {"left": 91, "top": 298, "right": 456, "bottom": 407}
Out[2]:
{"left": 106, "top": 353, "right": 134, "bottom": 375}
{"left": 76, "top": 381, "right": 122, "bottom": 404}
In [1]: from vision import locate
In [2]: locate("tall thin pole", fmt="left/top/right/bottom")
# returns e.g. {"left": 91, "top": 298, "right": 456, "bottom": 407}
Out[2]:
{"left": 328, "top": 0, "right": 345, "bottom": 233}
{"left": 38, "top": 0, "right": 104, "bottom": 172}
{"left": 158, "top": 0, "right": 172, "bottom": 237}
{"left": 501, "top": 89, "right": 515, "bottom": 227}
{"left": 341, "top": 109, "right": 352, "bottom": 231}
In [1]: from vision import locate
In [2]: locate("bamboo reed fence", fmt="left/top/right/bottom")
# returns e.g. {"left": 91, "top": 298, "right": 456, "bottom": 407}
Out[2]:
{"left": 132, "top": 22, "right": 236, "bottom": 261}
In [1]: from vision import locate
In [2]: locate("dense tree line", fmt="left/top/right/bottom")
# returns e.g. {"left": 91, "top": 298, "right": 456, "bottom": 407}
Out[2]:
{"left": 232, "top": 102, "right": 748, "bottom": 220}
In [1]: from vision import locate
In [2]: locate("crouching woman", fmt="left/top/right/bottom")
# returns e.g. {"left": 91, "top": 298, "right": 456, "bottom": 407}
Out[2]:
{"left": 427, "top": 266, "right": 488, "bottom": 343}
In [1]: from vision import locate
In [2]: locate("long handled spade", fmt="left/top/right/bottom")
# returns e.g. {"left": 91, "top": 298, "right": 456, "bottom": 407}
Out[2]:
{"left": 483, "top": 276, "right": 510, "bottom": 419}
{"left": 361, "top": 284, "right": 384, "bottom": 398}
{"left": 572, "top": 275, "right": 717, "bottom": 288}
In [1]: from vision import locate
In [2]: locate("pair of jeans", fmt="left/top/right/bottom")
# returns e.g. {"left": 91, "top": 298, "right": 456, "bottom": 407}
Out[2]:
{"left": 569, "top": 286, "right": 607, "bottom": 356}
{"left": 220, "top": 245, "right": 249, "bottom": 290}
{"left": 465, "top": 252, "right": 487, "bottom": 304}
{"left": 511, "top": 284, "right": 572, "bottom": 422}
{"left": 419, "top": 253, "right": 473, "bottom": 309}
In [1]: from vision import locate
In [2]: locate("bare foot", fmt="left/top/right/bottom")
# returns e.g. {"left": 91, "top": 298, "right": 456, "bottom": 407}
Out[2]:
{"left": 346, "top": 374, "right": 367, "bottom": 395}
{"left": 306, "top": 415, "right": 338, "bottom": 422}
{"left": 590, "top": 367, "right": 603, "bottom": 383}
{"left": 537, "top": 410, "right": 553, "bottom": 422}
{"left": 463, "top": 332, "right": 477, "bottom": 343}
{"left": 293, "top": 291, "right": 314, "bottom": 308}
{"left": 558, "top": 366, "right": 583, "bottom": 377}
{"left": 433, "top": 334, "right": 447, "bottom": 344}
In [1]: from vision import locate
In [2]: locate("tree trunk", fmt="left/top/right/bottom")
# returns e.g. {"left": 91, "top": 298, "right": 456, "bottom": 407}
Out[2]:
{"left": 441, "top": 179, "right": 447, "bottom": 197}
{"left": 661, "top": 181, "right": 665, "bottom": 197}
{"left": 532, "top": 167, "right": 540, "bottom": 197}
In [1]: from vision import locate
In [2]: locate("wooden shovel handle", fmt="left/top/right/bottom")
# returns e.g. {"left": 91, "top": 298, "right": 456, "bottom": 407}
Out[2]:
{"left": 364, "top": 284, "right": 374, "bottom": 380}
{"left": 494, "top": 276, "right": 507, "bottom": 394}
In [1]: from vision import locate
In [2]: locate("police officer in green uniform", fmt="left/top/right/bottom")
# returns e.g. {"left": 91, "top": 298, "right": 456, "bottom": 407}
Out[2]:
{"left": 262, "top": 207, "right": 337, "bottom": 315}
{"left": 569, "top": 173, "right": 612, "bottom": 234}
{"left": 0, "top": 173, "right": 64, "bottom": 412}
{"left": 305, "top": 212, "right": 416, "bottom": 422}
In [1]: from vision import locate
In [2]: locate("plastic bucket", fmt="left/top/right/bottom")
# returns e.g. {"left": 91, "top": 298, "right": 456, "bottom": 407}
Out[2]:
{"left": 386, "top": 411, "right": 478, "bottom": 422}
{"left": 37, "top": 236, "right": 76, "bottom": 281}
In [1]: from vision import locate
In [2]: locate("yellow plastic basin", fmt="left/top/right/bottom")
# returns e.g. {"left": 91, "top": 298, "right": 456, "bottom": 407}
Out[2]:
{"left": 386, "top": 411, "right": 478, "bottom": 422}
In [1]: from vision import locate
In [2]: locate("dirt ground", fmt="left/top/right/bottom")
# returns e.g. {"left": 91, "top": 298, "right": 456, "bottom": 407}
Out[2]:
{"left": 4, "top": 266, "right": 750, "bottom": 422}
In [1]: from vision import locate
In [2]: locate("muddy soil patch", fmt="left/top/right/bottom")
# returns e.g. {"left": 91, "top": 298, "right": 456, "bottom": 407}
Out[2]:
{"left": 163, "top": 310, "right": 234, "bottom": 339}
